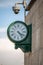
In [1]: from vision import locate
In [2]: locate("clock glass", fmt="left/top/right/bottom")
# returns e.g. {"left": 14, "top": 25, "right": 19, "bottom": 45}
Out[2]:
{"left": 7, "top": 21, "right": 28, "bottom": 43}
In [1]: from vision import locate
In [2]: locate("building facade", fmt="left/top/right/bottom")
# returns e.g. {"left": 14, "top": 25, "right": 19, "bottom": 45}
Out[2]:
{"left": 24, "top": 0, "right": 43, "bottom": 65}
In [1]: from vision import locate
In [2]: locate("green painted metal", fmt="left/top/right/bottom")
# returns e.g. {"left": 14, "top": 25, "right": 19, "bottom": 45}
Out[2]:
{"left": 7, "top": 21, "right": 29, "bottom": 43}
{"left": 7, "top": 22, "right": 32, "bottom": 53}
{"left": 15, "top": 24, "right": 32, "bottom": 53}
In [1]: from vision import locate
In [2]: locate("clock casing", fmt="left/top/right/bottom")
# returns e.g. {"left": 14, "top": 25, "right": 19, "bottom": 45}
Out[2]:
{"left": 7, "top": 21, "right": 29, "bottom": 43}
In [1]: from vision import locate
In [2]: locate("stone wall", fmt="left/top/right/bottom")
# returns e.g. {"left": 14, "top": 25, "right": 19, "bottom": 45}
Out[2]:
{"left": 24, "top": 0, "right": 43, "bottom": 65}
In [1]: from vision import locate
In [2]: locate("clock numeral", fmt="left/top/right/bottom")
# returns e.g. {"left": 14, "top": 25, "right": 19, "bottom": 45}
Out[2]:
{"left": 17, "top": 36, "right": 19, "bottom": 40}
{"left": 22, "top": 31, "right": 26, "bottom": 33}
{"left": 20, "top": 25, "right": 22, "bottom": 28}
{"left": 17, "top": 24, "right": 19, "bottom": 27}
{"left": 12, "top": 28, "right": 14, "bottom": 30}
{"left": 20, "top": 34, "right": 25, "bottom": 38}
{"left": 11, "top": 31, "right": 14, "bottom": 32}
{"left": 11, "top": 28, "right": 15, "bottom": 31}
{"left": 11, "top": 34, "right": 14, "bottom": 36}
{"left": 21, "top": 35, "right": 23, "bottom": 38}
{"left": 22, "top": 28, "right": 25, "bottom": 30}
{"left": 14, "top": 36, "right": 16, "bottom": 38}
{"left": 14, "top": 25, "right": 16, "bottom": 28}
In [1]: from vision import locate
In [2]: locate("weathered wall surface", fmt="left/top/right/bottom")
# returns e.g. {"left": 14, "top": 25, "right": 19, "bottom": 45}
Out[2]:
{"left": 24, "top": 0, "right": 43, "bottom": 65}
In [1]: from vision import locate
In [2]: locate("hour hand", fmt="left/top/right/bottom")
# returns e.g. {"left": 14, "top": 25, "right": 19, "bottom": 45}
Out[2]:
{"left": 17, "top": 31, "right": 24, "bottom": 37}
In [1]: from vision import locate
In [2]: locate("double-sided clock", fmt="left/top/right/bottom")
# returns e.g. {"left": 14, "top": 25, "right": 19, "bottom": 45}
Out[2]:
{"left": 7, "top": 21, "right": 29, "bottom": 43}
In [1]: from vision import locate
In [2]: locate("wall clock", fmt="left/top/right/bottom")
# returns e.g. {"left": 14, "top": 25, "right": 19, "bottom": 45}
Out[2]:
{"left": 7, "top": 21, "right": 29, "bottom": 43}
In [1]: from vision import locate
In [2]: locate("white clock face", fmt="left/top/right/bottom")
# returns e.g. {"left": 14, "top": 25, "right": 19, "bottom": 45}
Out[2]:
{"left": 8, "top": 22, "right": 28, "bottom": 42}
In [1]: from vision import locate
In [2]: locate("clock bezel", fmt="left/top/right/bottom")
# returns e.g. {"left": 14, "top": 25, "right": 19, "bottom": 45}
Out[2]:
{"left": 7, "top": 21, "right": 29, "bottom": 43}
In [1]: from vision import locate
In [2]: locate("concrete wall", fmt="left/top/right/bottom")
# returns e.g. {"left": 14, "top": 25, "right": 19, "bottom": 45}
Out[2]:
{"left": 24, "top": 0, "right": 43, "bottom": 65}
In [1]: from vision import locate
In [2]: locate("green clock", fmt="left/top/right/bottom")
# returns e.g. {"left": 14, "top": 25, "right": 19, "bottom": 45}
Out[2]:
{"left": 7, "top": 21, "right": 29, "bottom": 43}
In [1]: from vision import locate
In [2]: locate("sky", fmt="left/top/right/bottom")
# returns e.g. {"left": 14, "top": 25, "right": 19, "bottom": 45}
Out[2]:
{"left": 0, "top": 0, "right": 31, "bottom": 65}
{"left": 0, "top": 38, "right": 24, "bottom": 65}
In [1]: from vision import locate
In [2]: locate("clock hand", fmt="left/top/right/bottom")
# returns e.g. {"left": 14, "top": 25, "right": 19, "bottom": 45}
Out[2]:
{"left": 17, "top": 31, "right": 24, "bottom": 37}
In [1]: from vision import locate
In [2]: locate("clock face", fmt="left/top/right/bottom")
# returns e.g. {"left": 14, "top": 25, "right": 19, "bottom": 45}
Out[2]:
{"left": 7, "top": 21, "right": 28, "bottom": 43}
